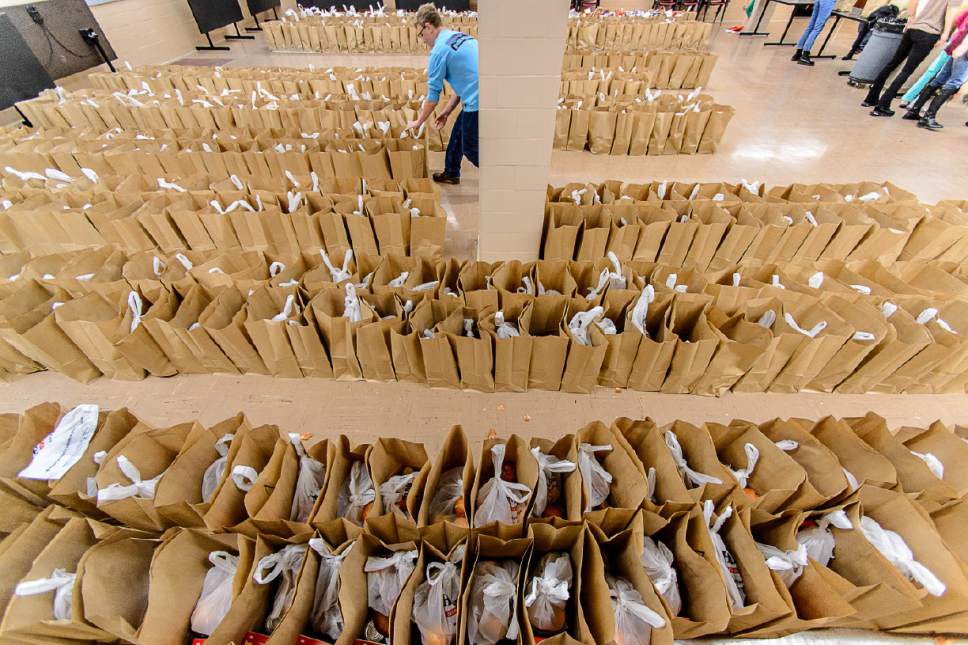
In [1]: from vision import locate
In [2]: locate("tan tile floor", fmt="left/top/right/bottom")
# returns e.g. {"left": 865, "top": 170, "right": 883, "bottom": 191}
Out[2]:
{"left": 2, "top": 11, "right": 968, "bottom": 475}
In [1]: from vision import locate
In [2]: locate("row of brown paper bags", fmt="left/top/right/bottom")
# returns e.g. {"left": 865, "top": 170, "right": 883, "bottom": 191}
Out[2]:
{"left": 16, "top": 90, "right": 455, "bottom": 151}
{"left": 562, "top": 52, "right": 718, "bottom": 90}
{"left": 2, "top": 406, "right": 968, "bottom": 641}
{"left": 554, "top": 101, "right": 734, "bottom": 156}
{"left": 0, "top": 178, "right": 446, "bottom": 257}
{"left": 541, "top": 197, "right": 968, "bottom": 267}
{"left": 2, "top": 254, "right": 967, "bottom": 394}
{"left": 89, "top": 64, "right": 437, "bottom": 103}
{"left": 264, "top": 13, "right": 478, "bottom": 53}
{"left": 0, "top": 136, "right": 433, "bottom": 189}
{"left": 567, "top": 14, "right": 714, "bottom": 51}
{"left": 550, "top": 179, "right": 922, "bottom": 205}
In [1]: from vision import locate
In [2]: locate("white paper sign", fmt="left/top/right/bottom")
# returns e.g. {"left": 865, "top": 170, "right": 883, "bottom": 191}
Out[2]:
{"left": 18, "top": 404, "right": 99, "bottom": 480}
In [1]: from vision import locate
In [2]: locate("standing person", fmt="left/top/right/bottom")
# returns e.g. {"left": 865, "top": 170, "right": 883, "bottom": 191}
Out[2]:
{"left": 843, "top": 4, "right": 900, "bottom": 60}
{"left": 864, "top": 0, "right": 952, "bottom": 116}
{"left": 406, "top": 3, "right": 479, "bottom": 186}
{"left": 792, "top": 0, "right": 838, "bottom": 66}
{"left": 904, "top": 6, "right": 968, "bottom": 127}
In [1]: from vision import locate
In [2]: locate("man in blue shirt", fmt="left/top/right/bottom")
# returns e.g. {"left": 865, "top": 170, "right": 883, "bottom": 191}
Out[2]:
{"left": 406, "top": 3, "right": 478, "bottom": 185}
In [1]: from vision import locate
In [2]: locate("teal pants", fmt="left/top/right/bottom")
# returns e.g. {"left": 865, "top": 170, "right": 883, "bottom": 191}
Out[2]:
{"left": 902, "top": 52, "right": 951, "bottom": 102}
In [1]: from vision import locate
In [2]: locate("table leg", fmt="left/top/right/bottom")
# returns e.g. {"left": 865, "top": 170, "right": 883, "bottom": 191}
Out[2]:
{"left": 765, "top": 10, "right": 797, "bottom": 46}
{"left": 813, "top": 13, "right": 841, "bottom": 58}
{"left": 741, "top": 0, "right": 774, "bottom": 36}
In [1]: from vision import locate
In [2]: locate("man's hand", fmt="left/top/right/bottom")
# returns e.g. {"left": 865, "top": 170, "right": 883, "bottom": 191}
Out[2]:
{"left": 434, "top": 110, "right": 451, "bottom": 131}
{"left": 406, "top": 119, "right": 423, "bottom": 132}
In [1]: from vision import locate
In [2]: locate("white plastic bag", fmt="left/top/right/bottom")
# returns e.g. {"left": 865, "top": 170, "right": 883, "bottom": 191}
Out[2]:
{"left": 473, "top": 444, "right": 532, "bottom": 527}
{"left": 568, "top": 306, "right": 604, "bottom": 346}
{"left": 911, "top": 451, "right": 944, "bottom": 479}
{"left": 606, "top": 574, "right": 666, "bottom": 645}
{"left": 796, "top": 509, "right": 852, "bottom": 567}
{"left": 702, "top": 501, "right": 745, "bottom": 609}
{"left": 524, "top": 553, "right": 573, "bottom": 632}
{"left": 253, "top": 544, "right": 308, "bottom": 632}
{"left": 18, "top": 404, "right": 99, "bottom": 480}
{"left": 201, "top": 433, "right": 236, "bottom": 503}
{"left": 578, "top": 443, "right": 613, "bottom": 512}
{"left": 531, "top": 447, "right": 576, "bottom": 517}
{"left": 190, "top": 551, "right": 238, "bottom": 635}
{"left": 380, "top": 471, "right": 418, "bottom": 520}
{"left": 859, "top": 516, "right": 946, "bottom": 597}
{"left": 630, "top": 285, "right": 656, "bottom": 337}
{"left": 289, "top": 434, "right": 326, "bottom": 522}
{"left": 427, "top": 466, "right": 464, "bottom": 521}
{"left": 96, "top": 455, "right": 163, "bottom": 503}
{"left": 413, "top": 545, "right": 465, "bottom": 644}
{"left": 365, "top": 549, "right": 418, "bottom": 616}
{"left": 664, "top": 432, "right": 722, "bottom": 489}
{"left": 726, "top": 443, "right": 759, "bottom": 489}
{"left": 468, "top": 560, "right": 520, "bottom": 645}
{"left": 640, "top": 537, "right": 682, "bottom": 615}
{"left": 338, "top": 460, "right": 376, "bottom": 525}
{"left": 755, "top": 542, "right": 808, "bottom": 588}
{"left": 309, "top": 538, "right": 355, "bottom": 639}
{"left": 14, "top": 568, "right": 75, "bottom": 620}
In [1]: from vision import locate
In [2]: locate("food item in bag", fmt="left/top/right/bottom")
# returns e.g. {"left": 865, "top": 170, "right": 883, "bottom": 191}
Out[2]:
{"left": 201, "top": 433, "right": 235, "bottom": 503}
{"left": 640, "top": 537, "right": 682, "bottom": 615}
{"left": 190, "top": 551, "right": 238, "bottom": 636}
{"left": 380, "top": 467, "right": 417, "bottom": 520}
{"left": 606, "top": 575, "right": 666, "bottom": 645}
{"left": 524, "top": 552, "right": 572, "bottom": 635}
{"left": 474, "top": 443, "right": 532, "bottom": 527}
{"left": 755, "top": 541, "right": 809, "bottom": 588}
{"left": 531, "top": 447, "right": 575, "bottom": 519}
{"left": 338, "top": 460, "right": 376, "bottom": 525}
{"left": 794, "top": 509, "right": 852, "bottom": 567}
{"left": 309, "top": 538, "right": 355, "bottom": 641}
{"left": 290, "top": 434, "right": 326, "bottom": 523}
{"left": 467, "top": 560, "right": 520, "bottom": 645}
{"left": 413, "top": 545, "right": 465, "bottom": 645}
{"left": 701, "top": 501, "right": 745, "bottom": 609}
{"left": 578, "top": 443, "right": 613, "bottom": 512}
{"left": 253, "top": 543, "right": 308, "bottom": 633}
{"left": 428, "top": 466, "right": 467, "bottom": 526}
{"left": 364, "top": 549, "right": 418, "bottom": 642}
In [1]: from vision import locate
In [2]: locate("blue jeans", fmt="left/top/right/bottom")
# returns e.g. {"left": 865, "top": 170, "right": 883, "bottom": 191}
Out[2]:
{"left": 444, "top": 110, "right": 478, "bottom": 178}
{"left": 932, "top": 55, "right": 968, "bottom": 91}
{"left": 796, "top": 0, "right": 836, "bottom": 52}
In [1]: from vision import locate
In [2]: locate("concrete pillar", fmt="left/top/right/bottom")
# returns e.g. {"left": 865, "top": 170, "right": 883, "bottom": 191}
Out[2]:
{"left": 476, "top": 0, "right": 569, "bottom": 262}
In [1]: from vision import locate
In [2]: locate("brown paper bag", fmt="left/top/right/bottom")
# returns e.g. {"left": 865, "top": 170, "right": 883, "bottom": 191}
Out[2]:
{"left": 53, "top": 290, "right": 146, "bottom": 380}
{"left": 200, "top": 286, "right": 270, "bottom": 376}
{"left": 367, "top": 437, "right": 429, "bottom": 524}
{"left": 576, "top": 421, "right": 650, "bottom": 513}
{"left": 584, "top": 519, "right": 675, "bottom": 645}
{"left": 470, "top": 434, "right": 539, "bottom": 533}
{"left": 659, "top": 295, "right": 720, "bottom": 394}
{"left": 417, "top": 426, "right": 474, "bottom": 528}
{"left": 94, "top": 419, "right": 194, "bottom": 531}
{"left": 521, "top": 296, "right": 569, "bottom": 392}
{"left": 480, "top": 304, "right": 532, "bottom": 393}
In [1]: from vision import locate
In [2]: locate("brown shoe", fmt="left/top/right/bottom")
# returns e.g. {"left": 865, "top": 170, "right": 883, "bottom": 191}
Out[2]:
{"left": 433, "top": 171, "right": 460, "bottom": 185}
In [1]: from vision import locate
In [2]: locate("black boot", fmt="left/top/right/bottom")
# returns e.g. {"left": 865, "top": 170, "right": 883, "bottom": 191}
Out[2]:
{"left": 919, "top": 87, "right": 958, "bottom": 130}
{"left": 798, "top": 51, "right": 815, "bottom": 66}
{"left": 791, "top": 49, "right": 803, "bottom": 61}
{"left": 904, "top": 84, "right": 940, "bottom": 120}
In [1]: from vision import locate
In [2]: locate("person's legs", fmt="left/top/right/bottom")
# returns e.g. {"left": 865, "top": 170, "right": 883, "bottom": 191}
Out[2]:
{"left": 864, "top": 29, "right": 914, "bottom": 105}
{"left": 800, "top": 0, "right": 835, "bottom": 52}
{"left": 795, "top": 3, "right": 823, "bottom": 52}
{"left": 844, "top": 22, "right": 871, "bottom": 59}
{"left": 443, "top": 111, "right": 465, "bottom": 179}
{"left": 875, "top": 30, "right": 940, "bottom": 112}
{"left": 904, "top": 58, "right": 952, "bottom": 118}
{"left": 461, "top": 110, "right": 478, "bottom": 168}
{"left": 920, "top": 56, "right": 968, "bottom": 129}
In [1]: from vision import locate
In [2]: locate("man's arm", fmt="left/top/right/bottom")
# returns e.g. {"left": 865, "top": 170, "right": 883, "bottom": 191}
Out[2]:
{"left": 435, "top": 94, "right": 462, "bottom": 128}
{"left": 408, "top": 99, "right": 439, "bottom": 131}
